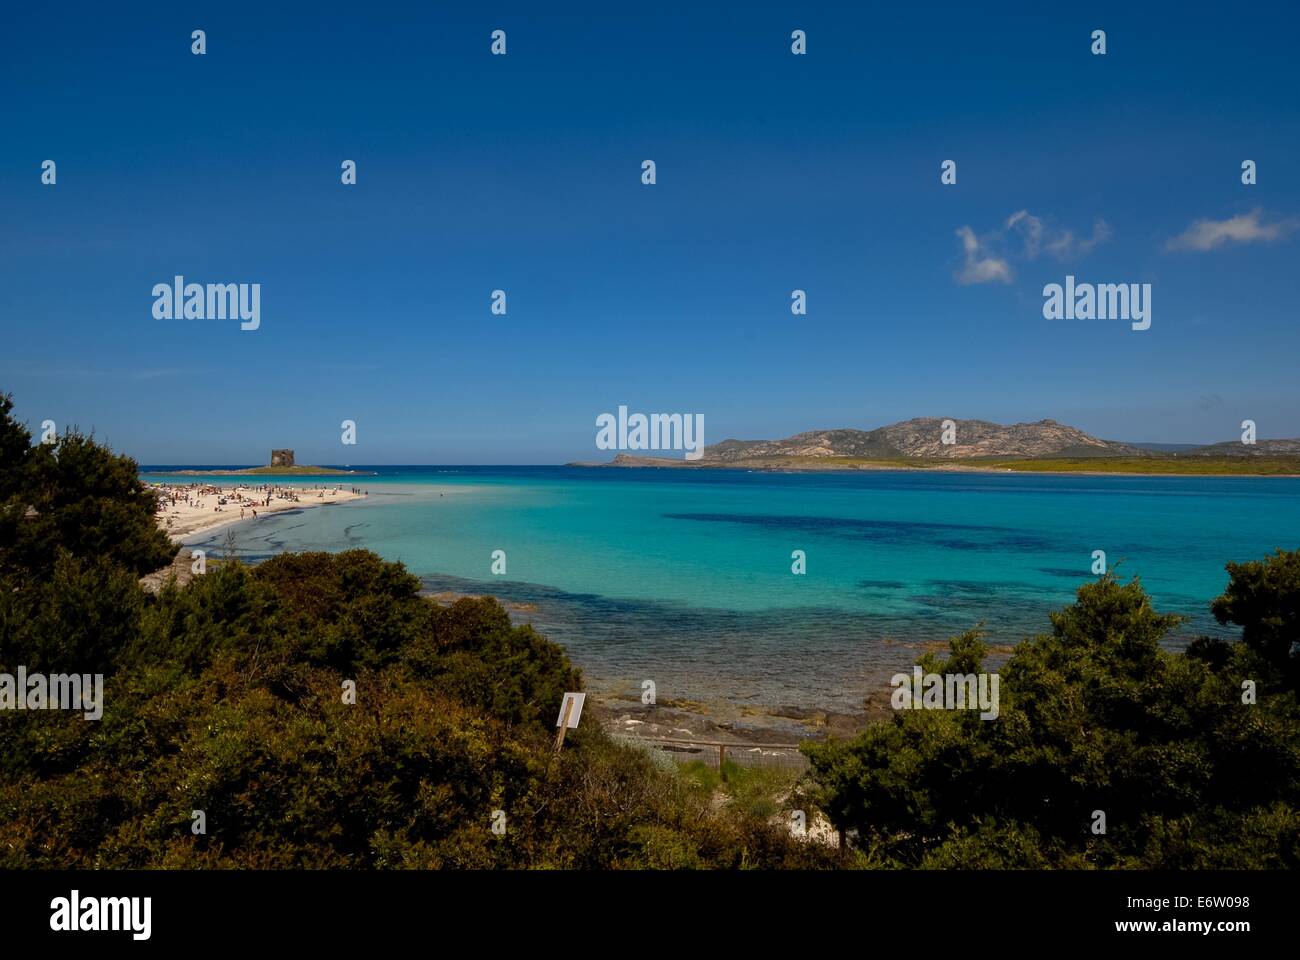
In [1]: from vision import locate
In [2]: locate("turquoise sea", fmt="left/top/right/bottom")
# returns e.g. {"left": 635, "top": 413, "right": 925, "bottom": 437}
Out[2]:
{"left": 142, "top": 466, "right": 1300, "bottom": 712}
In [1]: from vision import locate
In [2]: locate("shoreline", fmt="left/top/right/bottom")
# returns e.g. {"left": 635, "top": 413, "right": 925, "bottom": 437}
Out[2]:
{"left": 572, "top": 459, "right": 1300, "bottom": 479}
{"left": 589, "top": 690, "right": 878, "bottom": 746}
{"left": 148, "top": 481, "right": 368, "bottom": 542}
{"left": 145, "top": 467, "right": 377, "bottom": 477}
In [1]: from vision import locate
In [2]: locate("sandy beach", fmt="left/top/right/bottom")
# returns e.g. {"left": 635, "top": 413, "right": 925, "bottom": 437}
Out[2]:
{"left": 149, "top": 481, "right": 366, "bottom": 541}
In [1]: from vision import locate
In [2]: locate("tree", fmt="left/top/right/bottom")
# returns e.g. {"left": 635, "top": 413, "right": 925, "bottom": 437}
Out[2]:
{"left": 1, "top": 420, "right": 175, "bottom": 578}
{"left": 804, "top": 573, "right": 1300, "bottom": 868}
{"left": 0, "top": 393, "right": 31, "bottom": 500}
{"left": 1212, "top": 548, "right": 1300, "bottom": 688}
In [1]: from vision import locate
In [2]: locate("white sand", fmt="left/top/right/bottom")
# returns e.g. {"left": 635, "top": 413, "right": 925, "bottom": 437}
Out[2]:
{"left": 149, "top": 482, "right": 366, "bottom": 541}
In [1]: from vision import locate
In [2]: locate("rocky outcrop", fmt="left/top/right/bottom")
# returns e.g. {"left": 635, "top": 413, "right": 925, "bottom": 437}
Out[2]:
{"left": 138, "top": 547, "right": 197, "bottom": 595}
{"left": 703, "top": 418, "right": 1145, "bottom": 461}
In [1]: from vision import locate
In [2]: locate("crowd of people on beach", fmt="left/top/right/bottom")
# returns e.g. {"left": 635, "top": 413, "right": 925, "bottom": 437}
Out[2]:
{"left": 150, "top": 482, "right": 365, "bottom": 522}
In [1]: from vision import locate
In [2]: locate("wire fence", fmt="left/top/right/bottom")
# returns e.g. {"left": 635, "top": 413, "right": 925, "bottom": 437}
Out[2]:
{"left": 611, "top": 733, "right": 810, "bottom": 772}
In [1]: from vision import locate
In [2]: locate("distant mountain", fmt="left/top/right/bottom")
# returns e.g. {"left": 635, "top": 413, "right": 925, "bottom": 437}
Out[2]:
{"left": 1183, "top": 438, "right": 1300, "bottom": 457}
{"left": 579, "top": 419, "right": 1300, "bottom": 472}
{"left": 701, "top": 418, "right": 1147, "bottom": 461}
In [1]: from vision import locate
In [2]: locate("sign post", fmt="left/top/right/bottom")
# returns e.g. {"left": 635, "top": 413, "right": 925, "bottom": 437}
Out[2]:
{"left": 553, "top": 692, "right": 585, "bottom": 753}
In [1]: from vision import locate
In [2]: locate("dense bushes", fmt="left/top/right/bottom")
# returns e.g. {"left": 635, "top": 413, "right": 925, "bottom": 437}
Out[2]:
{"left": 1212, "top": 548, "right": 1300, "bottom": 688}
{"left": 804, "top": 565, "right": 1300, "bottom": 868}
{"left": 0, "top": 552, "right": 835, "bottom": 868}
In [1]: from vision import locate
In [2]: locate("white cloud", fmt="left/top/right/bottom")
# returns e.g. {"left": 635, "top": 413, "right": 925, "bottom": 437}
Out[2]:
{"left": 1048, "top": 219, "right": 1111, "bottom": 258}
{"left": 955, "top": 226, "right": 1012, "bottom": 285}
{"left": 1166, "top": 208, "right": 1299, "bottom": 252}
{"left": 955, "top": 210, "right": 1108, "bottom": 285}
{"left": 1005, "top": 210, "right": 1044, "bottom": 258}
{"left": 1006, "top": 209, "right": 1111, "bottom": 259}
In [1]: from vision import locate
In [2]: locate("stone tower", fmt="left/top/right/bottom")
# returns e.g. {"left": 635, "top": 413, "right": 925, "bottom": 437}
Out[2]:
{"left": 271, "top": 449, "right": 295, "bottom": 467}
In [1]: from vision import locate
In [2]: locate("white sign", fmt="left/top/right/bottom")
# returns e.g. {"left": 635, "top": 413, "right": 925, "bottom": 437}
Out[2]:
{"left": 555, "top": 692, "right": 585, "bottom": 729}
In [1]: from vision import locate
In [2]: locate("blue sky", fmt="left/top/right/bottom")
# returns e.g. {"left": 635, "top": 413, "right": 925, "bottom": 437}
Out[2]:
{"left": 2, "top": 1, "right": 1298, "bottom": 463}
